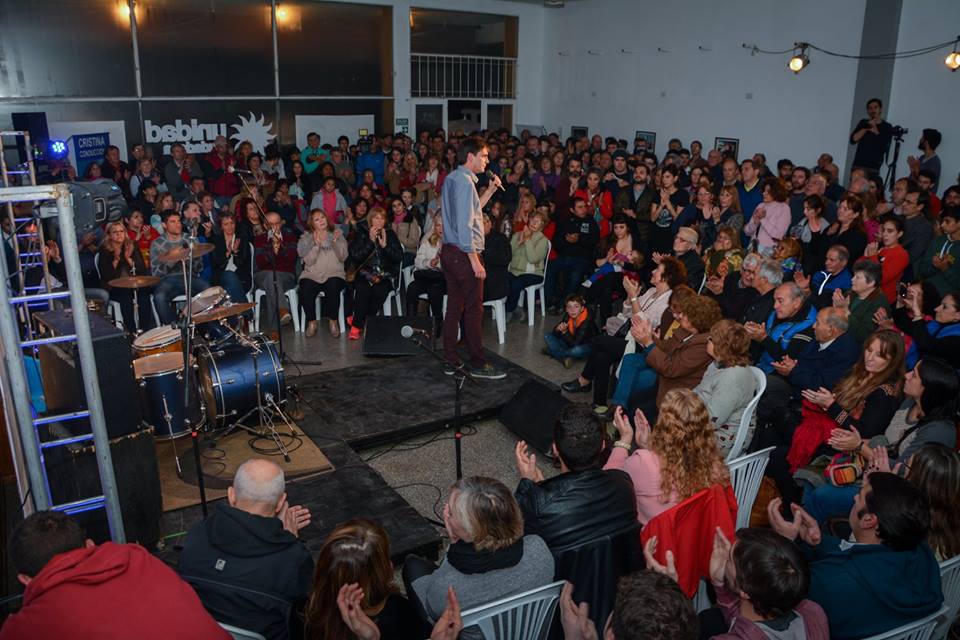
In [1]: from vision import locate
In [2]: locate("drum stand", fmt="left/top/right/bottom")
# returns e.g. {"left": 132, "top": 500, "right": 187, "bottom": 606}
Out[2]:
{"left": 221, "top": 343, "right": 295, "bottom": 463}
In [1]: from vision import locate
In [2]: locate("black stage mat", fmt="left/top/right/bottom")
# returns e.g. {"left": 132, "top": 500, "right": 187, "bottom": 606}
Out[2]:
{"left": 292, "top": 350, "right": 557, "bottom": 449}
{"left": 156, "top": 440, "right": 442, "bottom": 567}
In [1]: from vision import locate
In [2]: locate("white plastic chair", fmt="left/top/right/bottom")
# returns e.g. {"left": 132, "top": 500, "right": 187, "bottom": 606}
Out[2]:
{"left": 401, "top": 264, "right": 415, "bottom": 291}
{"left": 727, "top": 446, "right": 774, "bottom": 531}
{"left": 382, "top": 273, "right": 404, "bottom": 316}
{"left": 254, "top": 286, "right": 300, "bottom": 332}
{"left": 521, "top": 240, "right": 551, "bottom": 326}
{"left": 863, "top": 605, "right": 949, "bottom": 640}
{"left": 460, "top": 580, "right": 563, "bottom": 640}
{"left": 933, "top": 555, "right": 960, "bottom": 640}
{"left": 298, "top": 289, "right": 346, "bottom": 335}
{"left": 94, "top": 252, "right": 124, "bottom": 329}
{"left": 482, "top": 297, "right": 508, "bottom": 344}
{"left": 218, "top": 621, "right": 266, "bottom": 640}
{"left": 725, "top": 366, "right": 767, "bottom": 462}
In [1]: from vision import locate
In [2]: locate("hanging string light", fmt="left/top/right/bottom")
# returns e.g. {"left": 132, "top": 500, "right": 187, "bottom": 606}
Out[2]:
{"left": 744, "top": 36, "right": 960, "bottom": 74}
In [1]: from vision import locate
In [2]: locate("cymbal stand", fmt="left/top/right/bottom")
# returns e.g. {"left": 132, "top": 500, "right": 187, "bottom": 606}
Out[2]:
{"left": 130, "top": 263, "right": 143, "bottom": 335}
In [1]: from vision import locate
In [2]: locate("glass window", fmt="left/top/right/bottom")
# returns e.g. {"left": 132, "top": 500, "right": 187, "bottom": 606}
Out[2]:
{"left": 410, "top": 9, "right": 513, "bottom": 57}
{"left": 277, "top": 2, "right": 392, "bottom": 96}
{"left": 0, "top": 0, "right": 136, "bottom": 97}
{"left": 137, "top": 0, "right": 273, "bottom": 96}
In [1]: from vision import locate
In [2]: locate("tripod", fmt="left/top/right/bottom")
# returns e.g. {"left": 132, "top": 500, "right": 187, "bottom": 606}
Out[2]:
{"left": 883, "top": 135, "right": 904, "bottom": 194}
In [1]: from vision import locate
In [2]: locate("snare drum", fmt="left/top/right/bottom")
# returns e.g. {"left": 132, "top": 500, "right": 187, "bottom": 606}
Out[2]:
{"left": 133, "top": 352, "right": 203, "bottom": 440}
{"left": 132, "top": 326, "right": 182, "bottom": 358}
{"left": 197, "top": 334, "right": 285, "bottom": 429}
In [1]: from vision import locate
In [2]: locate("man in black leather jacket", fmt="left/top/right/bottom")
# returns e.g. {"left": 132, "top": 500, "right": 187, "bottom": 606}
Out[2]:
{"left": 514, "top": 404, "right": 636, "bottom": 551}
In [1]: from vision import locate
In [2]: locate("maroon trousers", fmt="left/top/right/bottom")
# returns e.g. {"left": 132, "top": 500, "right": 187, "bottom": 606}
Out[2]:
{"left": 441, "top": 244, "right": 485, "bottom": 367}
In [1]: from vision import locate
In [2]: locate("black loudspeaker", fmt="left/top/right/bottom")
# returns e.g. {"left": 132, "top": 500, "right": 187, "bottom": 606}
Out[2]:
{"left": 11, "top": 111, "right": 49, "bottom": 164}
{"left": 499, "top": 380, "right": 570, "bottom": 457}
{"left": 363, "top": 316, "right": 435, "bottom": 356}
{"left": 35, "top": 310, "right": 142, "bottom": 439}
{"left": 43, "top": 426, "right": 162, "bottom": 548}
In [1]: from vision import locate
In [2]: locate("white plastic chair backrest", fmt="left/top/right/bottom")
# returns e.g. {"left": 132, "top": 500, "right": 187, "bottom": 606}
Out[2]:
{"left": 725, "top": 366, "right": 767, "bottom": 462}
{"left": 933, "top": 555, "right": 960, "bottom": 640}
{"left": 94, "top": 252, "right": 102, "bottom": 280}
{"left": 218, "top": 622, "right": 266, "bottom": 640}
{"left": 727, "top": 446, "right": 774, "bottom": 531}
{"left": 862, "top": 605, "right": 949, "bottom": 640}
{"left": 460, "top": 580, "right": 564, "bottom": 640}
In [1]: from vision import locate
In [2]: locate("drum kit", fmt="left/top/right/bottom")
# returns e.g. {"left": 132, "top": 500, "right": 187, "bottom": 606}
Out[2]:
{"left": 117, "top": 242, "right": 294, "bottom": 476}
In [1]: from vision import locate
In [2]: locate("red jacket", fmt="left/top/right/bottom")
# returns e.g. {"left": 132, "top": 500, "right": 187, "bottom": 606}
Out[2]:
{"left": 640, "top": 484, "right": 737, "bottom": 597}
{"left": 864, "top": 244, "right": 909, "bottom": 304}
{"left": 204, "top": 150, "right": 240, "bottom": 198}
{"left": 575, "top": 188, "right": 614, "bottom": 237}
{"left": 0, "top": 542, "right": 229, "bottom": 640}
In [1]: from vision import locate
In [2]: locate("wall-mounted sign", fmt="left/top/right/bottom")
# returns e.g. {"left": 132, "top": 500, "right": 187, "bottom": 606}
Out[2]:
{"left": 145, "top": 112, "right": 276, "bottom": 156}
{"left": 71, "top": 132, "right": 110, "bottom": 176}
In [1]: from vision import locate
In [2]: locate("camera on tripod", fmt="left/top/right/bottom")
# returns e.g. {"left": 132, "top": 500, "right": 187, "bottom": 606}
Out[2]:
{"left": 891, "top": 125, "right": 909, "bottom": 140}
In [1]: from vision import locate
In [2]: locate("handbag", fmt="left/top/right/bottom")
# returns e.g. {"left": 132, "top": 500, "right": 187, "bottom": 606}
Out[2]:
{"left": 824, "top": 452, "right": 864, "bottom": 487}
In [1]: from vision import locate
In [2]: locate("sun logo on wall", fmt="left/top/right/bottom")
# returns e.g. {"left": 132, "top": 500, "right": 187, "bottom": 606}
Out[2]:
{"left": 230, "top": 112, "right": 276, "bottom": 154}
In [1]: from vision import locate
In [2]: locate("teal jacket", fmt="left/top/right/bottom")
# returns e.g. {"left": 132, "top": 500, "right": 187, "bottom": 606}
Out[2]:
{"left": 800, "top": 535, "right": 943, "bottom": 640}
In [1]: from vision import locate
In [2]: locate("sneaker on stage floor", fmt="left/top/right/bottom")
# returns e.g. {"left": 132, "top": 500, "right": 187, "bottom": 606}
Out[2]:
{"left": 468, "top": 363, "right": 507, "bottom": 380}
{"left": 443, "top": 361, "right": 461, "bottom": 375}
{"left": 348, "top": 326, "right": 361, "bottom": 340}
{"left": 561, "top": 378, "right": 592, "bottom": 393}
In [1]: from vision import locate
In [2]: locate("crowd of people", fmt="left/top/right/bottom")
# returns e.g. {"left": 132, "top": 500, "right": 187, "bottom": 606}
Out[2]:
{"left": 3, "top": 98, "right": 960, "bottom": 639}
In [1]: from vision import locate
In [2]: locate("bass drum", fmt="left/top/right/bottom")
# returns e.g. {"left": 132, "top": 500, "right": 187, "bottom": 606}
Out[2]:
{"left": 133, "top": 352, "right": 203, "bottom": 440}
{"left": 196, "top": 334, "right": 285, "bottom": 430}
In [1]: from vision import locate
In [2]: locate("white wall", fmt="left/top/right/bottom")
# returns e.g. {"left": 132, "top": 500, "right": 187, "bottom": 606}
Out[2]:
{"left": 886, "top": 2, "right": 960, "bottom": 192}
{"left": 539, "top": 0, "right": 866, "bottom": 170}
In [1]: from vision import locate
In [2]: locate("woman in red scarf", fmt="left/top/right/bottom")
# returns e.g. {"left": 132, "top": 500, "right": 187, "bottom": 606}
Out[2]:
{"left": 766, "top": 329, "right": 904, "bottom": 505}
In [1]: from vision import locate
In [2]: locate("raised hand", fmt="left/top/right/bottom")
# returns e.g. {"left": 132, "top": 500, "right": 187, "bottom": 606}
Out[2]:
{"left": 337, "top": 584, "right": 380, "bottom": 640}
{"left": 634, "top": 409, "right": 652, "bottom": 448}
{"left": 558, "top": 582, "right": 597, "bottom": 640}
{"left": 794, "top": 505, "right": 822, "bottom": 546}
{"left": 708, "top": 527, "right": 732, "bottom": 587}
{"left": 643, "top": 536, "right": 678, "bottom": 583}
{"left": 767, "top": 498, "right": 801, "bottom": 541}
{"left": 430, "top": 587, "right": 463, "bottom": 640}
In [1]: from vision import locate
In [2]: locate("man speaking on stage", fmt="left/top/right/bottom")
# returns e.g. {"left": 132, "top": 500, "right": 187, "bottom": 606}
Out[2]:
{"left": 440, "top": 137, "right": 507, "bottom": 380}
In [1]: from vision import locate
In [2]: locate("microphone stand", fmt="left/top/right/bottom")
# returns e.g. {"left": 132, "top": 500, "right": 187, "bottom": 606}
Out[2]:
{"left": 404, "top": 332, "right": 477, "bottom": 480}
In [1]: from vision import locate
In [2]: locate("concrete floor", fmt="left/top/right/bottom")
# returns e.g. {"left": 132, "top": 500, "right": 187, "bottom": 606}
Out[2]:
{"left": 279, "top": 306, "right": 570, "bottom": 524}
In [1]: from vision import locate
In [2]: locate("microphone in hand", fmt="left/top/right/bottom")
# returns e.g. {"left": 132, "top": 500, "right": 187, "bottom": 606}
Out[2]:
{"left": 485, "top": 170, "right": 505, "bottom": 192}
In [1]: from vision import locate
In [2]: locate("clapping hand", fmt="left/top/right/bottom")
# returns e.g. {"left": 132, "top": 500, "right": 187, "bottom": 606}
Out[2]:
{"left": 634, "top": 409, "right": 651, "bottom": 448}
{"left": 832, "top": 288, "right": 849, "bottom": 310}
{"left": 827, "top": 426, "right": 862, "bottom": 452}
{"left": 864, "top": 241, "right": 879, "bottom": 257}
{"left": 630, "top": 315, "right": 654, "bottom": 346}
{"left": 767, "top": 499, "right": 822, "bottom": 545}
{"left": 430, "top": 588, "right": 463, "bottom": 640}
{"left": 277, "top": 499, "right": 311, "bottom": 537}
{"left": 515, "top": 441, "right": 545, "bottom": 483}
{"left": 771, "top": 355, "right": 797, "bottom": 376}
{"left": 873, "top": 307, "right": 894, "bottom": 330}
{"left": 622, "top": 275, "right": 640, "bottom": 299}
{"left": 708, "top": 527, "right": 732, "bottom": 588}
{"left": 643, "top": 536, "right": 678, "bottom": 583}
{"left": 743, "top": 320, "right": 767, "bottom": 342}
{"left": 337, "top": 584, "right": 380, "bottom": 640}
{"left": 559, "top": 582, "right": 598, "bottom": 640}
{"left": 801, "top": 386, "right": 835, "bottom": 409}
{"left": 651, "top": 251, "right": 665, "bottom": 265}
{"left": 612, "top": 406, "right": 633, "bottom": 444}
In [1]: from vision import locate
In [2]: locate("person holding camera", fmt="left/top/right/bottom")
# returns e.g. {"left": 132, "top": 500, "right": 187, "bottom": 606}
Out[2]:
{"left": 253, "top": 212, "right": 298, "bottom": 341}
{"left": 345, "top": 206, "right": 402, "bottom": 340}
{"left": 849, "top": 98, "right": 894, "bottom": 178}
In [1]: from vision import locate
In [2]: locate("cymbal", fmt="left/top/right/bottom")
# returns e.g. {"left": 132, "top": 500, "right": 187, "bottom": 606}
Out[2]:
{"left": 192, "top": 302, "right": 256, "bottom": 324}
{"left": 157, "top": 243, "right": 215, "bottom": 264}
{"left": 108, "top": 275, "right": 161, "bottom": 288}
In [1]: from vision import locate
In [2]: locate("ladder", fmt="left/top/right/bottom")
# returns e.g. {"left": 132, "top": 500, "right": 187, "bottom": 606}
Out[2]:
{"left": 0, "top": 135, "right": 125, "bottom": 541}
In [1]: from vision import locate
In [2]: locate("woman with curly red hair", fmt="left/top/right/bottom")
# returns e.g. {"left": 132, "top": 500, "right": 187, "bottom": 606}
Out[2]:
{"left": 605, "top": 389, "right": 730, "bottom": 524}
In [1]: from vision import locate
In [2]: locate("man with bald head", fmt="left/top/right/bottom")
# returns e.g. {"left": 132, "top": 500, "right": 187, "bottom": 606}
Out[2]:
{"left": 253, "top": 212, "right": 298, "bottom": 341}
{"left": 178, "top": 459, "right": 313, "bottom": 639}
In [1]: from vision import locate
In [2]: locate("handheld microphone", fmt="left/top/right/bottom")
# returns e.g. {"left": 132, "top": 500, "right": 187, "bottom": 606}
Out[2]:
{"left": 485, "top": 170, "right": 506, "bottom": 192}
{"left": 401, "top": 325, "right": 430, "bottom": 339}
{"left": 228, "top": 166, "right": 254, "bottom": 175}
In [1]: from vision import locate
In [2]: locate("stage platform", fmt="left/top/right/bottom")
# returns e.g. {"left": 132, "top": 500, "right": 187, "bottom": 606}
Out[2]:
{"left": 292, "top": 350, "right": 555, "bottom": 449}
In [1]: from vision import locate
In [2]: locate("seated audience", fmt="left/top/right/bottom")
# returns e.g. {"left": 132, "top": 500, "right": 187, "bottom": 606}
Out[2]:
{"left": 305, "top": 519, "right": 423, "bottom": 640}
{"left": 514, "top": 404, "right": 637, "bottom": 550}
{"left": 405, "top": 477, "right": 555, "bottom": 638}
{"left": 126, "top": 207, "right": 159, "bottom": 269}
{"left": 505, "top": 210, "right": 549, "bottom": 322}
{"left": 544, "top": 197, "right": 600, "bottom": 312}
{"left": 704, "top": 252, "right": 761, "bottom": 321}
{"left": 655, "top": 226, "right": 703, "bottom": 291}
{"left": 481, "top": 210, "right": 511, "bottom": 302}
{"left": 606, "top": 389, "right": 730, "bottom": 525}
{"left": 918, "top": 207, "right": 960, "bottom": 302}
{"left": 297, "top": 208, "right": 347, "bottom": 338}
{"left": 794, "top": 244, "right": 851, "bottom": 309}
{"left": 150, "top": 210, "right": 210, "bottom": 324}
{"left": 746, "top": 282, "right": 817, "bottom": 374}
{"left": 544, "top": 293, "right": 598, "bottom": 369}
{"left": 405, "top": 215, "right": 446, "bottom": 325}
{"left": 824, "top": 193, "right": 868, "bottom": 264}
{"left": 559, "top": 571, "right": 699, "bottom": 640}
{"left": 178, "top": 459, "right": 312, "bottom": 640}
{"left": 254, "top": 212, "right": 298, "bottom": 341}
{"left": 767, "top": 473, "right": 943, "bottom": 640}
{"left": 862, "top": 214, "right": 909, "bottom": 304}
{"left": 308, "top": 175, "right": 349, "bottom": 227}
{"left": 582, "top": 215, "right": 643, "bottom": 323}
{"left": 833, "top": 259, "right": 889, "bottom": 343}
{"left": 99, "top": 220, "right": 154, "bottom": 331}
{"left": 390, "top": 196, "right": 422, "bottom": 268}
{"left": 703, "top": 226, "right": 744, "bottom": 279}
{"left": 744, "top": 177, "right": 791, "bottom": 256}
{"left": 886, "top": 284, "right": 960, "bottom": 369}
{"left": 346, "top": 206, "right": 403, "bottom": 340}
{"left": 900, "top": 185, "right": 934, "bottom": 266}
{"left": 692, "top": 319, "right": 758, "bottom": 456}
{"left": 740, "top": 257, "right": 780, "bottom": 326}
{"left": 210, "top": 212, "right": 253, "bottom": 308}
{"left": 791, "top": 194, "right": 831, "bottom": 272}
{"left": 804, "top": 358, "right": 959, "bottom": 526}
{"left": 2, "top": 511, "right": 228, "bottom": 639}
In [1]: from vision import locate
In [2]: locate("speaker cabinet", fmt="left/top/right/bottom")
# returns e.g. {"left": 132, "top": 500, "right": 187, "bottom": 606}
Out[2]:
{"left": 499, "top": 380, "right": 570, "bottom": 457}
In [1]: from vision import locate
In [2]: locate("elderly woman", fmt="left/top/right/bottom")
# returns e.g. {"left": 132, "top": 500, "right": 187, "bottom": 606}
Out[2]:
{"left": 693, "top": 320, "right": 759, "bottom": 456}
{"left": 605, "top": 389, "right": 731, "bottom": 524}
{"left": 403, "top": 477, "right": 555, "bottom": 638}
{"left": 98, "top": 220, "right": 154, "bottom": 332}
{"left": 832, "top": 259, "right": 890, "bottom": 343}
{"left": 405, "top": 216, "right": 445, "bottom": 325}
{"left": 298, "top": 209, "right": 348, "bottom": 338}
{"left": 703, "top": 226, "right": 744, "bottom": 279}
{"left": 506, "top": 211, "right": 549, "bottom": 322}
{"left": 345, "top": 206, "right": 403, "bottom": 340}
{"left": 621, "top": 294, "right": 723, "bottom": 421}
